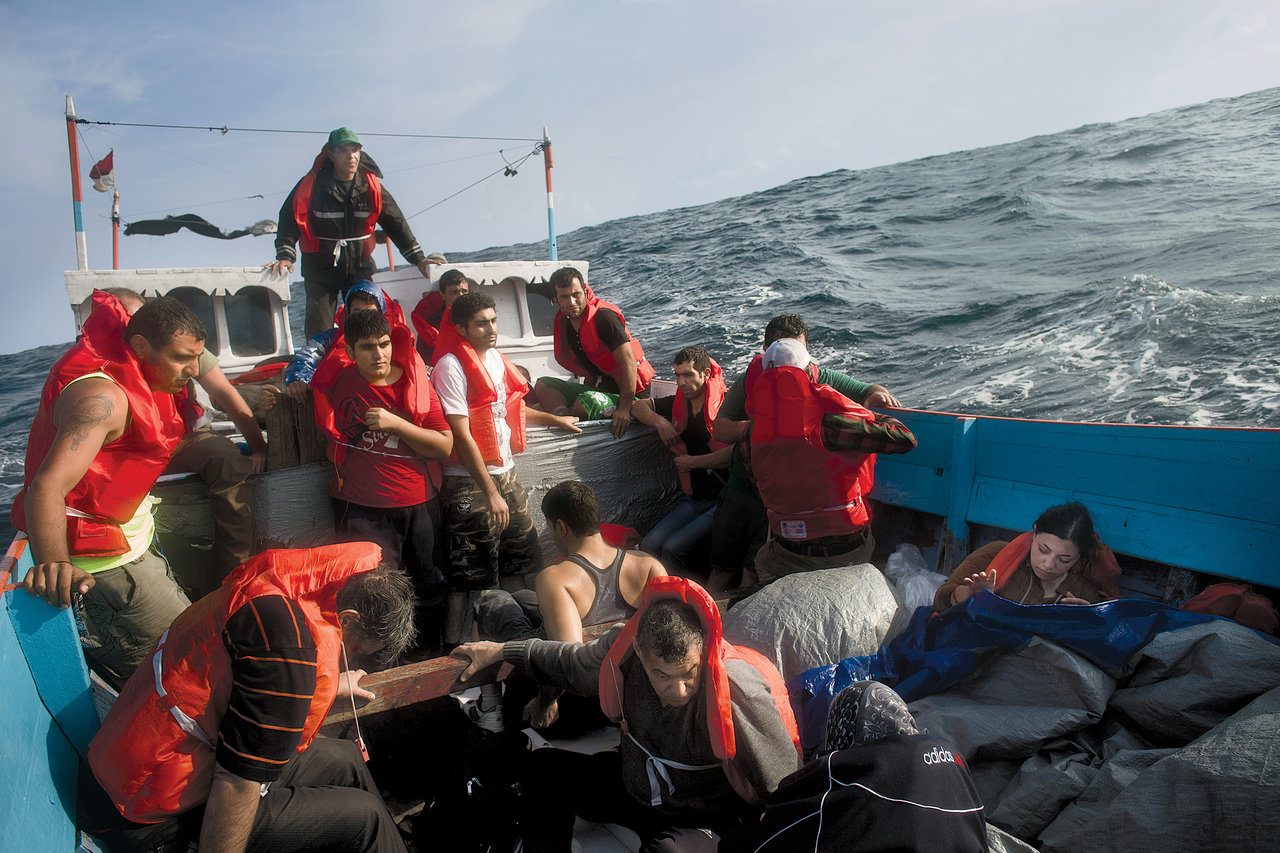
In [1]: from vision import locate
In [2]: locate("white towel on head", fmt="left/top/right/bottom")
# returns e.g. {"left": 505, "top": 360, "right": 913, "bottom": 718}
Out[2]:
{"left": 762, "top": 337, "right": 812, "bottom": 370}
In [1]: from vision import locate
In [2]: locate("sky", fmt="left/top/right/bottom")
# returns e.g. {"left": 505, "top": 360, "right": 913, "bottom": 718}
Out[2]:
{"left": 2, "top": 0, "right": 1279, "bottom": 354}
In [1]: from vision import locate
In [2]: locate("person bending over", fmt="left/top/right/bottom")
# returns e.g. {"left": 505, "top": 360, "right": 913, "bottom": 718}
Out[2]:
{"left": 85, "top": 545, "right": 416, "bottom": 853}
{"left": 454, "top": 577, "right": 801, "bottom": 852}
{"left": 935, "top": 502, "right": 1121, "bottom": 610}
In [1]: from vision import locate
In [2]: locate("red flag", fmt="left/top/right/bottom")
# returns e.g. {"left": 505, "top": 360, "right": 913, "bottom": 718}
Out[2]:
{"left": 90, "top": 150, "right": 114, "bottom": 192}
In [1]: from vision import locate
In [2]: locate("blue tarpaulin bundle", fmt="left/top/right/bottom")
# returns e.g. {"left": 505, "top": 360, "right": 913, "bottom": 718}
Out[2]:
{"left": 788, "top": 590, "right": 1259, "bottom": 751}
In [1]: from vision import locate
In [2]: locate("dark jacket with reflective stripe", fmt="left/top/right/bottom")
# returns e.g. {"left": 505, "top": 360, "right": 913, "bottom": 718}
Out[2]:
{"left": 276, "top": 158, "right": 424, "bottom": 290}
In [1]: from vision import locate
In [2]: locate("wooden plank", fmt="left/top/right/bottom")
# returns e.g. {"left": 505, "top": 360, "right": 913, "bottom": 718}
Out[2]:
{"left": 4, "top": 541, "right": 97, "bottom": 758}
{"left": 973, "top": 420, "right": 1280, "bottom": 521}
{"left": 0, "top": 581, "right": 79, "bottom": 852}
{"left": 323, "top": 621, "right": 620, "bottom": 727}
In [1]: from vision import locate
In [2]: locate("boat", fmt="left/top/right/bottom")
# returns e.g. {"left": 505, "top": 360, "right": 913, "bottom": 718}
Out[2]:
{"left": 7, "top": 257, "right": 1278, "bottom": 850}
{"left": 5, "top": 101, "right": 1280, "bottom": 852}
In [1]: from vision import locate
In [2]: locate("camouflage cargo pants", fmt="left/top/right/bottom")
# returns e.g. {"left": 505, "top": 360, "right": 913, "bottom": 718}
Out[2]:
{"left": 439, "top": 470, "right": 543, "bottom": 590}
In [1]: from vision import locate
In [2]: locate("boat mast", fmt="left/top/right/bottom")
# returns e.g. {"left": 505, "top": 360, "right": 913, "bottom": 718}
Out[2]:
{"left": 111, "top": 188, "right": 120, "bottom": 270}
{"left": 542, "top": 127, "right": 557, "bottom": 261}
{"left": 65, "top": 95, "right": 89, "bottom": 271}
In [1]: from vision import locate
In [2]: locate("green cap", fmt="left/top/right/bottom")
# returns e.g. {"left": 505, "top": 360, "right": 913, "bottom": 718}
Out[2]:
{"left": 328, "top": 127, "right": 361, "bottom": 149}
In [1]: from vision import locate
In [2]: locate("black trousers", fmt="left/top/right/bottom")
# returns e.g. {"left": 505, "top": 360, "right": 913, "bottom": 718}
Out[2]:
{"left": 83, "top": 738, "right": 406, "bottom": 853}
{"left": 519, "top": 748, "right": 733, "bottom": 853}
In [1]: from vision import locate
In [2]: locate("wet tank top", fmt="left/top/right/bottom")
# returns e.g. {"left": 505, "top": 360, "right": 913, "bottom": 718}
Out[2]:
{"left": 569, "top": 547, "right": 635, "bottom": 627}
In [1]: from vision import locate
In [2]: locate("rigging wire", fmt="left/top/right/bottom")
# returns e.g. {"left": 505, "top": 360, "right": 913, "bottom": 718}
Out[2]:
{"left": 72, "top": 118, "right": 541, "bottom": 144}
{"left": 74, "top": 118, "right": 547, "bottom": 223}
{"left": 404, "top": 144, "right": 542, "bottom": 220}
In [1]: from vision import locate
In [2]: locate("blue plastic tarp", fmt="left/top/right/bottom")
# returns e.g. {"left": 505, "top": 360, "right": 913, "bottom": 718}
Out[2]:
{"left": 788, "top": 591, "right": 1267, "bottom": 751}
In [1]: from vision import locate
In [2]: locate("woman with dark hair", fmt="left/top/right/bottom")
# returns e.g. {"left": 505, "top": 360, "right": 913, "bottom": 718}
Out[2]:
{"left": 934, "top": 502, "right": 1121, "bottom": 610}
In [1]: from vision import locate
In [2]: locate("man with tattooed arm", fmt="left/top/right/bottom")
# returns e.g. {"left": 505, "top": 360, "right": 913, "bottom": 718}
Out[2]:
{"left": 11, "top": 292, "right": 204, "bottom": 687}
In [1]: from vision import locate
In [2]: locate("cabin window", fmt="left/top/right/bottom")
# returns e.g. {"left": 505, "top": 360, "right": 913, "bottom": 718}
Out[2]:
{"left": 524, "top": 277, "right": 560, "bottom": 338}
{"left": 167, "top": 287, "right": 220, "bottom": 353}
{"left": 487, "top": 277, "right": 525, "bottom": 340}
{"left": 225, "top": 287, "right": 277, "bottom": 356}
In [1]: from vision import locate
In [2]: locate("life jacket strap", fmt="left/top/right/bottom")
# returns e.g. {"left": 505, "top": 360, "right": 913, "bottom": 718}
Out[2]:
{"left": 153, "top": 629, "right": 213, "bottom": 748}
{"left": 624, "top": 729, "right": 719, "bottom": 807}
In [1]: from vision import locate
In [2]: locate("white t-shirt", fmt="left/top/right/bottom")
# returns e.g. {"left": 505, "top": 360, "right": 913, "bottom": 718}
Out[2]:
{"left": 431, "top": 348, "right": 515, "bottom": 477}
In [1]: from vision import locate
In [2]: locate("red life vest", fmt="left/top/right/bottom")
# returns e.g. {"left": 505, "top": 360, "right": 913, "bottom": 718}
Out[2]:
{"left": 433, "top": 307, "right": 529, "bottom": 467}
{"left": 292, "top": 148, "right": 383, "bottom": 258}
{"left": 552, "top": 283, "right": 654, "bottom": 394}
{"left": 10, "top": 290, "right": 185, "bottom": 557}
{"left": 410, "top": 290, "right": 445, "bottom": 350}
{"left": 747, "top": 366, "right": 876, "bottom": 540}
{"left": 88, "top": 542, "right": 383, "bottom": 823}
{"left": 598, "top": 576, "right": 801, "bottom": 805}
{"left": 312, "top": 316, "right": 435, "bottom": 470}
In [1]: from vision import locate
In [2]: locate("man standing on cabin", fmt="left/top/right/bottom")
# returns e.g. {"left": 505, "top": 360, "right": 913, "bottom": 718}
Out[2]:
{"left": 410, "top": 267, "right": 471, "bottom": 364}
{"left": 311, "top": 309, "right": 453, "bottom": 648}
{"left": 706, "top": 313, "right": 902, "bottom": 592}
{"left": 744, "top": 338, "right": 917, "bottom": 583}
{"left": 265, "top": 126, "right": 441, "bottom": 338}
{"left": 536, "top": 266, "right": 654, "bottom": 439}
{"left": 430, "top": 292, "right": 582, "bottom": 649}
{"left": 105, "top": 288, "right": 267, "bottom": 582}
{"left": 631, "top": 345, "right": 733, "bottom": 576}
{"left": 84, "top": 544, "right": 416, "bottom": 853}
{"left": 455, "top": 577, "right": 802, "bottom": 851}
{"left": 13, "top": 293, "right": 204, "bottom": 687}
{"left": 472, "top": 480, "right": 667, "bottom": 731}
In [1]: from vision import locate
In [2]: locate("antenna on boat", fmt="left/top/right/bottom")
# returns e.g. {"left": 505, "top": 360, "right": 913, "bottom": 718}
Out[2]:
{"left": 65, "top": 96, "right": 89, "bottom": 271}
{"left": 542, "top": 127, "right": 558, "bottom": 262}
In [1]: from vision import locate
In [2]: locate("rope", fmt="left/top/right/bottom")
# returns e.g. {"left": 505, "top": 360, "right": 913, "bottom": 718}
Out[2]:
{"left": 73, "top": 118, "right": 541, "bottom": 143}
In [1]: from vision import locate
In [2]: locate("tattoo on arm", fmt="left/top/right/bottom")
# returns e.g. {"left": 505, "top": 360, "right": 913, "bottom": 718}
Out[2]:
{"left": 64, "top": 393, "right": 115, "bottom": 451}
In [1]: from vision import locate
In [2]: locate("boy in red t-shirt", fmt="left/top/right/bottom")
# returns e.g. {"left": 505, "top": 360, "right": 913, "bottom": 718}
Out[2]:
{"left": 315, "top": 309, "right": 453, "bottom": 650}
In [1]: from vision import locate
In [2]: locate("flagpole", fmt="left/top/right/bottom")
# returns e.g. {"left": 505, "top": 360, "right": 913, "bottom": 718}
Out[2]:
{"left": 112, "top": 189, "right": 120, "bottom": 270}
{"left": 542, "top": 127, "right": 557, "bottom": 262}
{"left": 65, "top": 95, "right": 89, "bottom": 270}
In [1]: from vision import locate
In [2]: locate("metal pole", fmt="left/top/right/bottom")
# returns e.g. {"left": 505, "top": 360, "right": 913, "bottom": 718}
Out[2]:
{"left": 542, "top": 127, "right": 557, "bottom": 262}
{"left": 111, "top": 189, "right": 119, "bottom": 269}
{"left": 65, "top": 95, "right": 89, "bottom": 270}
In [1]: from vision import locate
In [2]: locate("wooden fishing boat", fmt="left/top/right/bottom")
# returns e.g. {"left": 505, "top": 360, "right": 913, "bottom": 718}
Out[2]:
{"left": 6, "top": 97, "right": 1278, "bottom": 851}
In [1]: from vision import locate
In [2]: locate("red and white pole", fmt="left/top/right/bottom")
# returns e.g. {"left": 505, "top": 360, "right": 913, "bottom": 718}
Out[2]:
{"left": 111, "top": 188, "right": 120, "bottom": 270}
{"left": 65, "top": 95, "right": 89, "bottom": 270}
{"left": 543, "top": 127, "right": 557, "bottom": 262}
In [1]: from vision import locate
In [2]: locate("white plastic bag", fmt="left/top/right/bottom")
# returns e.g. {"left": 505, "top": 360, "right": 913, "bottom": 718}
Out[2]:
{"left": 885, "top": 544, "right": 949, "bottom": 611}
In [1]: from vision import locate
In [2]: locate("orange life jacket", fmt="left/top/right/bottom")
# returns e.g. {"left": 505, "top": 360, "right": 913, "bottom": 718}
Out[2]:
{"left": 10, "top": 290, "right": 185, "bottom": 557}
{"left": 598, "top": 576, "right": 800, "bottom": 805}
{"left": 552, "top": 283, "right": 653, "bottom": 394}
{"left": 88, "top": 542, "right": 383, "bottom": 823}
{"left": 433, "top": 307, "right": 528, "bottom": 467}
{"left": 669, "top": 358, "right": 727, "bottom": 440}
{"left": 292, "top": 148, "right": 383, "bottom": 258}
{"left": 747, "top": 366, "right": 876, "bottom": 540}
{"left": 410, "top": 290, "right": 445, "bottom": 349}
{"left": 987, "top": 531, "right": 1123, "bottom": 600}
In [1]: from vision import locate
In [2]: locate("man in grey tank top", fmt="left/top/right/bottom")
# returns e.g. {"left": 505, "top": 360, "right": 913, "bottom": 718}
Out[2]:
{"left": 473, "top": 481, "right": 665, "bottom": 729}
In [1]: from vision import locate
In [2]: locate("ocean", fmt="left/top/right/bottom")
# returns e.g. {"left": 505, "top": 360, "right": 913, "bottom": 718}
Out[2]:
{"left": 3, "top": 87, "right": 1278, "bottom": 532}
